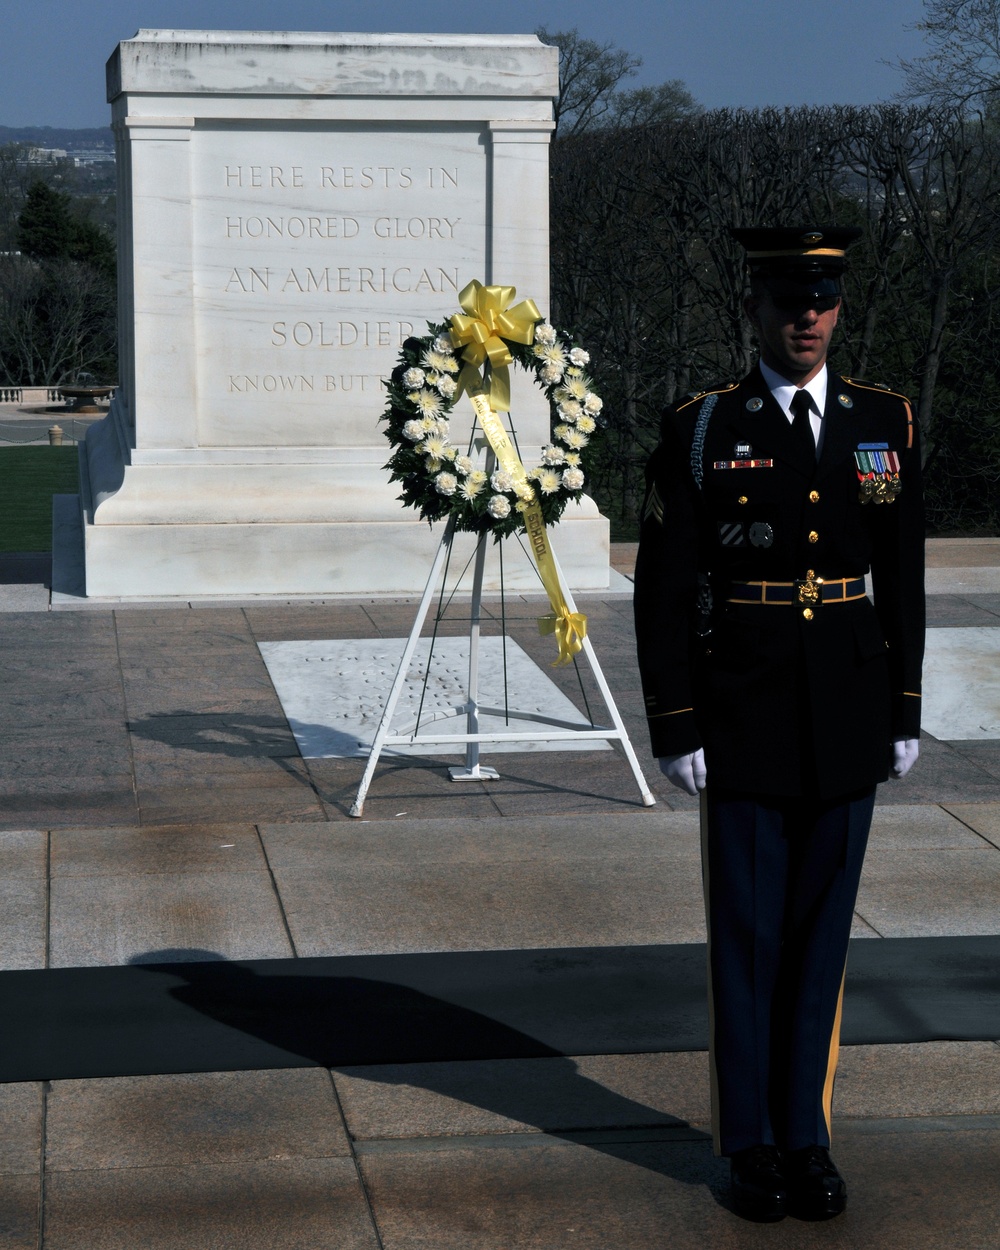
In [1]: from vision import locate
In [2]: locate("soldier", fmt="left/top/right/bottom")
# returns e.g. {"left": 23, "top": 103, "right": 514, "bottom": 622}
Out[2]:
{"left": 633, "top": 226, "right": 924, "bottom": 1221}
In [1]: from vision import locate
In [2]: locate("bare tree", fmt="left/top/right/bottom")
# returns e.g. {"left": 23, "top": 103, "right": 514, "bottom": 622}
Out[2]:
{"left": 537, "top": 27, "right": 700, "bottom": 138}
{"left": 0, "top": 254, "right": 116, "bottom": 384}
{"left": 895, "top": 0, "right": 1000, "bottom": 108}
{"left": 550, "top": 101, "right": 1000, "bottom": 535}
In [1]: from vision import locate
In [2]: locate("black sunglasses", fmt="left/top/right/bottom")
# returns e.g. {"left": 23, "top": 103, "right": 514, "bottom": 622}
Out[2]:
{"left": 769, "top": 293, "right": 840, "bottom": 313}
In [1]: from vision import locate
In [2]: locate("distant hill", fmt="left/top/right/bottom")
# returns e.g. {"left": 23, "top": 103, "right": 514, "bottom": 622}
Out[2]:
{"left": 0, "top": 127, "right": 113, "bottom": 152}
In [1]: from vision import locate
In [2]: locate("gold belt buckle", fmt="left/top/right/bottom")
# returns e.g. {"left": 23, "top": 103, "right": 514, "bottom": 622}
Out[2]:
{"left": 795, "top": 569, "right": 824, "bottom": 606}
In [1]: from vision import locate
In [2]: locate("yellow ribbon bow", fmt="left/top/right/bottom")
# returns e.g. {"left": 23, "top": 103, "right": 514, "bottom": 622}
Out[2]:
{"left": 538, "top": 608, "right": 588, "bottom": 664}
{"left": 449, "top": 280, "right": 541, "bottom": 411}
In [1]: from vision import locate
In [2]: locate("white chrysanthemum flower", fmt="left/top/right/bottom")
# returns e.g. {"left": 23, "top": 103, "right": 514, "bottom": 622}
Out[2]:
{"left": 563, "top": 451, "right": 582, "bottom": 467}
{"left": 490, "top": 469, "right": 514, "bottom": 492}
{"left": 533, "top": 342, "right": 567, "bottom": 367}
{"left": 564, "top": 428, "right": 589, "bottom": 450}
{"left": 583, "top": 393, "right": 604, "bottom": 414}
{"left": 553, "top": 424, "right": 572, "bottom": 443}
{"left": 412, "top": 389, "right": 443, "bottom": 418}
{"left": 423, "top": 348, "right": 458, "bottom": 375}
{"left": 436, "top": 375, "right": 458, "bottom": 399}
{"left": 558, "top": 400, "right": 583, "bottom": 422}
{"left": 535, "top": 468, "right": 562, "bottom": 495}
{"left": 455, "top": 455, "right": 474, "bottom": 476}
{"left": 560, "top": 376, "right": 590, "bottom": 401}
{"left": 562, "top": 466, "right": 585, "bottom": 490}
{"left": 442, "top": 446, "right": 457, "bottom": 461}
{"left": 541, "top": 443, "right": 566, "bottom": 465}
{"left": 402, "top": 419, "right": 424, "bottom": 441}
{"left": 569, "top": 347, "right": 590, "bottom": 366}
{"left": 433, "top": 333, "right": 454, "bottom": 354}
{"left": 460, "top": 477, "right": 485, "bottom": 501}
{"left": 534, "top": 323, "right": 557, "bottom": 346}
{"left": 424, "top": 370, "right": 440, "bottom": 386}
{"left": 566, "top": 366, "right": 582, "bottom": 378}
{"left": 420, "top": 435, "right": 449, "bottom": 459}
{"left": 539, "top": 363, "right": 564, "bottom": 385}
{"left": 467, "top": 470, "right": 488, "bottom": 490}
{"left": 419, "top": 414, "right": 440, "bottom": 433}
{"left": 487, "top": 494, "right": 511, "bottom": 519}
{"left": 425, "top": 457, "right": 443, "bottom": 473}
{"left": 402, "top": 366, "right": 426, "bottom": 388}
{"left": 435, "top": 472, "right": 458, "bottom": 496}
{"left": 576, "top": 414, "right": 596, "bottom": 434}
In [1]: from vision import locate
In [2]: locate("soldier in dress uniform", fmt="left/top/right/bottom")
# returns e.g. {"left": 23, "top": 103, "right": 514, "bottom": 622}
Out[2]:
{"left": 633, "top": 226, "right": 925, "bottom": 1221}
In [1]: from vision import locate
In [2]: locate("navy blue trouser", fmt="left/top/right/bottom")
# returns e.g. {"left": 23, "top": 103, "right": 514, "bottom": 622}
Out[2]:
{"left": 702, "top": 787, "right": 875, "bottom": 1156}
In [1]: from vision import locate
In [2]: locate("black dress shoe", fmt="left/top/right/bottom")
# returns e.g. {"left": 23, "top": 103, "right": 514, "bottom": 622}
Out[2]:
{"left": 783, "top": 1145, "right": 847, "bottom": 1220}
{"left": 730, "top": 1145, "right": 787, "bottom": 1221}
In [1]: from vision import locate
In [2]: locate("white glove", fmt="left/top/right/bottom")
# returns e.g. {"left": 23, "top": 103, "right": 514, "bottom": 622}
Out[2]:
{"left": 891, "top": 737, "right": 919, "bottom": 779}
{"left": 659, "top": 749, "right": 707, "bottom": 796}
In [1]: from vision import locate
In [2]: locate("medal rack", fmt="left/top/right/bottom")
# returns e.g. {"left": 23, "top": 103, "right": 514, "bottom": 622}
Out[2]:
{"left": 348, "top": 456, "right": 655, "bottom": 817}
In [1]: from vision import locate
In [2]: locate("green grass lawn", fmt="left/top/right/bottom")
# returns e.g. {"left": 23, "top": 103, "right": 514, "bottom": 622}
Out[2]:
{"left": 0, "top": 446, "right": 79, "bottom": 552}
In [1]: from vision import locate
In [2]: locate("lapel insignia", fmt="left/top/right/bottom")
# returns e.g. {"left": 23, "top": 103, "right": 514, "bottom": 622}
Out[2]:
{"left": 735, "top": 442, "right": 752, "bottom": 457}
{"left": 749, "top": 521, "right": 774, "bottom": 548}
{"left": 746, "top": 397, "right": 764, "bottom": 412}
{"left": 838, "top": 393, "right": 853, "bottom": 408}
{"left": 718, "top": 522, "right": 746, "bottom": 547}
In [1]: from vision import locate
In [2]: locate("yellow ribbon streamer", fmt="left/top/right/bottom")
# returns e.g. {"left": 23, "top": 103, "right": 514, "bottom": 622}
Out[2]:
{"left": 468, "top": 391, "right": 587, "bottom": 666}
{"left": 449, "top": 280, "right": 541, "bottom": 412}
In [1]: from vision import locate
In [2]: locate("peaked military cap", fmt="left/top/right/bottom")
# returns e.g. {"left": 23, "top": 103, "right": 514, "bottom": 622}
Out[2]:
{"left": 730, "top": 225, "right": 862, "bottom": 302}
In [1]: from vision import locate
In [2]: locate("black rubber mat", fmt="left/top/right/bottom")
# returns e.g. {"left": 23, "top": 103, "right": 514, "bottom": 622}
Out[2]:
{"left": 0, "top": 936, "right": 997, "bottom": 1081}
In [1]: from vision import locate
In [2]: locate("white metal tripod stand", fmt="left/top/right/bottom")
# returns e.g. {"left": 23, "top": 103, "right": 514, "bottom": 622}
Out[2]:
{"left": 348, "top": 487, "right": 656, "bottom": 816}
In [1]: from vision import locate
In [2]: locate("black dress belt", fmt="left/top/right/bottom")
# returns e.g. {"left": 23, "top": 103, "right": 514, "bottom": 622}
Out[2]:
{"left": 727, "top": 573, "right": 867, "bottom": 606}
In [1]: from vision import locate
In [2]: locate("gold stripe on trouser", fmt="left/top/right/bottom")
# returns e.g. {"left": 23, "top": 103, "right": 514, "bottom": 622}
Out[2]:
{"left": 699, "top": 789, "right": 722, "bottom": 1155}
{"left": 822, "top": 966, "right": 848, "bottom": 1143}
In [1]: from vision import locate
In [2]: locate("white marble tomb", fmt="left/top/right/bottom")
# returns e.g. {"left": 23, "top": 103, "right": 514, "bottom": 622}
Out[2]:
{"left": 75, "top": 30, "right": 609, "bottom": 598}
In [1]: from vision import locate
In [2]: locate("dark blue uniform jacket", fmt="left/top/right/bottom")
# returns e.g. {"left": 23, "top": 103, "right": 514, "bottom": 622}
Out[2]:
{"left": 633, "top": 366, "right": 925, "bottom": 800}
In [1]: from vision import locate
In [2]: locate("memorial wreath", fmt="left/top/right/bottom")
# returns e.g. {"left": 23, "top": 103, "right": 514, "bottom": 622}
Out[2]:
{"left": 381, "top": 280, "right": 604, "bottom": 542}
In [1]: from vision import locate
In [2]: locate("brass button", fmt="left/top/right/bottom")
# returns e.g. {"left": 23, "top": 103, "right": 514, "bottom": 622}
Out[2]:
{"left": 809, "top": 490, "right": 820, "bottom": 503}
{"left": 802, "top": 608, "right": 814, "bottom": 621}
{"left": 808, "top": 530, "right": 819, "bottom": 543}
{"left": 738, "top": 495, "right": 748, "bottom": 505}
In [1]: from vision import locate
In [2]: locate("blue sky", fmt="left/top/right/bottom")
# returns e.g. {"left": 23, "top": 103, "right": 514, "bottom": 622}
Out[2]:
{"left": 0, "top": 0, "right": 928, "bottom": 129}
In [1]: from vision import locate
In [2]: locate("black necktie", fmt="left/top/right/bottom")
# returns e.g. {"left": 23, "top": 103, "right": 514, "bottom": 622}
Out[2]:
{"left": 790, "top": 389, "right": 816, "bottom": 460}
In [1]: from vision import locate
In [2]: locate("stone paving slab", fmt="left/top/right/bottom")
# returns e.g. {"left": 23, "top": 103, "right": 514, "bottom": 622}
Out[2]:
{"left": 0, "top": 567, "right": 997, "bottom": 1243}
{"left": 48, "top": 871, "right": 295, "bottom": 967}
{"left": 44, "top": 1069, "right": 351, "bottom": 1170}
{"left": 355, "top": 1120, "right": 1000, "bottom": 1249}
{"left": 0, "top": 1175, "right": 39, "bottom": 1250}
{"left": 4, "top": 594, "right": 1000, "bottom": 827}
{"left": 6, "top": 1044, "right": 997, "bottom": 1248}
{"left": 866, "top": 803, "right": 993, "bottom": 848}
{"left": 0, "top": 878, "right": 48, "bottom": 970}
{"left": 271, "top": 855, "right": 708, "bottom": 956}
{"left": 944, "top": 802, "right": 1000, "bottom": 848}
{"left": 855, "top": 847, "right": 1000, "bottom": 937}
{"left": 41, "top": 1158, "right": 380, "bottom": 1250}
{"left": 49, "top": 823, "right": 267, "bottom": 877}
{"left": 333, "top": 1043, "right": 1000, "bottom": 1141}
{"left": 335, "top": 1052, "right": 709, "bottom": 1140}
{"left": 0, "top": 1082, "right": 42, "bottom": 1173}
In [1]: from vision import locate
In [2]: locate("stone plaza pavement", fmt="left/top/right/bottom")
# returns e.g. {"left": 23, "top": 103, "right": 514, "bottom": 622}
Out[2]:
{"left": 0, "top": 541, "right": 998, "bottom": 1247}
